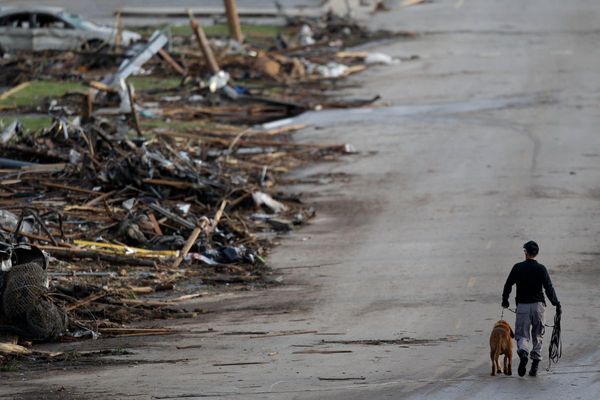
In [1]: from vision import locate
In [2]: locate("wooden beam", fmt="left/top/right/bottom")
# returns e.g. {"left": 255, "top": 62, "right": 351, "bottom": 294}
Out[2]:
{"left": 89, "top": 80, "right": 116, "bottom": 93}
{"left": 38, "top": 245, "right": 164, "bottom": 266}
{"left": 40, "top": 182, "right": 103, "bottom": 195}
{"left": 171, "top": 217, "right": 209, "bottom": 268}
{"left": 0, "top": 343, "right": 31, "bottom": 355}
{"left": 158, "top": 48, "right": 187, "bottom": 76}
{"left": 224, "top": 0, "right": 244, "bottom": 43}
{"left": 113, "top": 11, "right": 123, "bottom": 48}
{"left": 188, "top": 9, "right": 220, "bottom": 74}
{"left": 0, "top": 82, "right": 30, "bottom": 101}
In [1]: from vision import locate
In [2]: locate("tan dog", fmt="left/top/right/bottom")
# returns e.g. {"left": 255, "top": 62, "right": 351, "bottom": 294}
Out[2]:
{"left": 489, "top": 319, "right": 514, "bottom": 376}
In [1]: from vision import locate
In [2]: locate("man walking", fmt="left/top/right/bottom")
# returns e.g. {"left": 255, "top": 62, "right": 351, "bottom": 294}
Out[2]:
{"left": 502, "top": 241, "right": 561, "bottom": 377}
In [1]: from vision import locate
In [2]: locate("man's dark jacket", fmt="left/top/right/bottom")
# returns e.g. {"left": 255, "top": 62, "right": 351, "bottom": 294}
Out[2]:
{"left": 502, "top": 259, "right": 560, "bottom": 306}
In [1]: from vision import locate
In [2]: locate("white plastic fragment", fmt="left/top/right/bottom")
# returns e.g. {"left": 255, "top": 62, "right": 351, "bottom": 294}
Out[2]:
{"left": 317, "top": 62, "right": 348, "bottom": 78}
{"left": 365, "top": 52, "right": 398, "bottom": 65}
{"left": 0, "top": 120, "right": 23, "bottom": 144}
{"left": 298, "top": 24, "right": 315, "bottom": 46}
{"left": 176, "top": 203, "right": 191, "bottom": 216}
{"left": 122, "top": 198, "right": 136, "bottom": 211}
{"left": 303, "top": 59, "right": 349, "bottom": 78}
{"left": 208, "top": 71, "right": 230, "bottom": 93}
{"left": 69, "top": 149, "right": 82, "bottom": 164}
{"left": 343, "top": 143, "right": 357, "bottom": 154}
{"left": 252, "top": 191, "right": 287, "bottom": 213}
{"left": 1, "top": 257, "right": 11, "bottom": 273}
{"left": 70, "top": 116, "right": 82, "bottom": 129}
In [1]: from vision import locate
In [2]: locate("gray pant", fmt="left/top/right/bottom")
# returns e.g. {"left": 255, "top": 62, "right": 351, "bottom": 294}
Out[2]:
{"left": 515, "top": 302, "right": 545, "bottom": 361}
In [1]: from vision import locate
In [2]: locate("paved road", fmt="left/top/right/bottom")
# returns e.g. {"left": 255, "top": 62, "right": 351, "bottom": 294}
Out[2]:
{"left": 2, "top": 0, "right": 600, "bottom": 399}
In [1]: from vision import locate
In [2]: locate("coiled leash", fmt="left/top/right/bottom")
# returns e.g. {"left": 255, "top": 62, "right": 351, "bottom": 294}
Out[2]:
{"left": 546, "top": 311, "right": 562, "bottom": 371}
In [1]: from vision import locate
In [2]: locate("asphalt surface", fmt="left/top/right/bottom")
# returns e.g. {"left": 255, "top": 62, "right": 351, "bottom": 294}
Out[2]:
{"left": 2, "top": 0, "right": 600, "bottom": 399}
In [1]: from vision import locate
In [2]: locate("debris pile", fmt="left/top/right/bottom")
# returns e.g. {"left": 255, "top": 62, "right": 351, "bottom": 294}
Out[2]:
{"left": 0, "top": 113, "right": 353, "bottom": 334}
{"left": 0, "top": 5, "right": 410, "bottom": 352}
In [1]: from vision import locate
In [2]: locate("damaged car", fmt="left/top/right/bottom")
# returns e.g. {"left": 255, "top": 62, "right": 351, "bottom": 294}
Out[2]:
{"left": 0, "top": 6, "right": 141, "bottom": 55}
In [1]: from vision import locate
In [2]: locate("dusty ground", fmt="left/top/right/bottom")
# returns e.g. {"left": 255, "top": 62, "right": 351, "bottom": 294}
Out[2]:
{"left": 2, "top": 0, "right": 600, "bottom": 399}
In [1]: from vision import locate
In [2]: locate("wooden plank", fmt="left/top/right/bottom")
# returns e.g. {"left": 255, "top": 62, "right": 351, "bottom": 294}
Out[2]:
{"left": 0, "top": 343, "right": 31, "bottom": 355}
{"left": 114, "top": 11, "right": 123, "bottom": 48}
{"left": 147, "top": 212, "right": 164, "bottom": 235}
{"left": 188, "top": 10, "right": 220, "bottom": 74}
{"left": 0, "top": 82, "right": 30, "bottom": 101}
{"left": 89, "top": 81, "right": 116, "bottom": 93}
{"left": 37, "top": 245, "right": 164, "bottom": 266}
{"left": 224, "top": 0, "right": 244, "bottom": 43}
{"left": 171, "top": 224, "right": 204, "bottom": 268}
{"left": 40, "top": 182, "right": 103, "bottom": 195}
{"left": 20, "top": 163, "right": 66, "bottom": 174}
{"left": 158, "top": 48, "right": 187, "bottom": 76}
{"left": 83, "top": 190, "right": 117, "bottom": 207}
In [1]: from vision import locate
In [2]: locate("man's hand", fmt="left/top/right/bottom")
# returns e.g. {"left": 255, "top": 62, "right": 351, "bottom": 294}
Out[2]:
{"left": 502, "top": 299, "right": 509, "bottom": 309}
{"left": 556, "top": 303, "right": 562, "bottom": 316}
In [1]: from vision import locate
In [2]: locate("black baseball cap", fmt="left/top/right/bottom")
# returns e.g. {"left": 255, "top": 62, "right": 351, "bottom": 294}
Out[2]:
{"left": 523, "top": 241, "right": 539, "bottom": 256}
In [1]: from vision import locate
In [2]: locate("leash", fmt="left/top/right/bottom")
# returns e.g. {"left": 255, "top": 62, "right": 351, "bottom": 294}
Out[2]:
{"left": 546, "top": 311, "right": 562, "bottom": 371}
{"left": 500, "top": 307, "right": 516, "bottom": 320}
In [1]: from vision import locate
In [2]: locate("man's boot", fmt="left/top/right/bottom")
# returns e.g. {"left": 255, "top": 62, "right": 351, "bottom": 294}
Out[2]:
{"left": 529, "top": 359, "right": 539, "bottom": 377}
{"left": 517, "top": 349, "right": 529, "bottom": 377}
